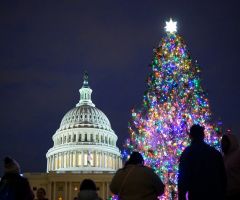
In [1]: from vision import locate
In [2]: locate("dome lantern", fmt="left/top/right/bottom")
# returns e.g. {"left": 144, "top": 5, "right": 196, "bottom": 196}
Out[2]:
{"left": 76, "top": 71, "right": 95, "bottom": 107}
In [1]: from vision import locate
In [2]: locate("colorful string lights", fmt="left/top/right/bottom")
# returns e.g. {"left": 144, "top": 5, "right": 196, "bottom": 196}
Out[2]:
{"left": 123, "top": 21, "right": 220, "bottom": 200}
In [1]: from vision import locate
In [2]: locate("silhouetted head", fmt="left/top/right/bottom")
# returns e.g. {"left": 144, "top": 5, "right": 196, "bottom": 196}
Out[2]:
{"left": 221, "top": 134, "right": 239, "bottom": 155}
{"left": 189, "top": 124, "right": 205, "bottom": 142}
{"left": 80, "top": 179, "right": 97, "bottom": 191}
{"left": 126, "top": 151, "right": 144, "bottom": 166}
{"left": 4, "top": 156, "right": 20, "bottom": 174}
{"left": 36, "top": 188, "right": 46, "bottom": 199}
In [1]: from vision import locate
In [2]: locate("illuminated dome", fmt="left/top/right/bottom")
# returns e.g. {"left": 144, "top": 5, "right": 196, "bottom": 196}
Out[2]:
{"left": 46, "top": 73, "right": 122, "bottom": 172}
{"left": 59, "top": 105, "right": 112, "bottom": 131}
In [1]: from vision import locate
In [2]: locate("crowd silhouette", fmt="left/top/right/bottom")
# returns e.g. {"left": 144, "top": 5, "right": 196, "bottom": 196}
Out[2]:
{"left": 0, "top": 124, "right": 239, "bottom": 200}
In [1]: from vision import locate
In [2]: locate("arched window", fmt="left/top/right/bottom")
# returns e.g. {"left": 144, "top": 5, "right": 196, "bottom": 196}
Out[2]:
{"left": 90, "top": 134, "right": 93, "bottom": 142}
{"left": 105, "top": 136, "right": 107, "bottom": 144}
{"left": 73, "top": 134, "right": 76, "bottom": 142}
{"left": 68, "top": 135, "right": 71, "bottom": 143}
{"left": 96, "top": 134, "right": 99, "bottom": 143}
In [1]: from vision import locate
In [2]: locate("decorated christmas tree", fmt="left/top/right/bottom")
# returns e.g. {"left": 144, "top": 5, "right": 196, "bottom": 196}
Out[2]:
{"left": 123, "top": 19, "right": 221, "bottom": 200}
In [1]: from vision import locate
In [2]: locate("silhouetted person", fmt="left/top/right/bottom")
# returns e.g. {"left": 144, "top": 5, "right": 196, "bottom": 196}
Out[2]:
{"left": 78, "top": 179, "right": 101, "bottom": 200}
{"left": 110, "top": 151, "right": 165, "bottom": 200}
{"left": 36, "top": 187, "right": 48, "bottom": 200}
{"left": 221, "top": 134, "right": 240, "bottom": 200}
{"left": 178, "top": 125, "right": 227, "bottom": 200}
{"left": 0, "top": 156, "right": 34, "bottom": 200}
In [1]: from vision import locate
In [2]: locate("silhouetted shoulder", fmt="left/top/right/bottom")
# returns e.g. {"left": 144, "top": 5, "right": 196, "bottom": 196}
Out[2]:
{"left": 179, "top": 146, "right": 191, "bottom": 159}
{"left": 142, "top": 165, "right": 157, "bottom": 173}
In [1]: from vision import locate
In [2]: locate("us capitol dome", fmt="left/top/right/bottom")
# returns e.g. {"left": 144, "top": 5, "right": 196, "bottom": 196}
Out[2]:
{"left": 46, "top": 73, "right": 122, "bottom": 172}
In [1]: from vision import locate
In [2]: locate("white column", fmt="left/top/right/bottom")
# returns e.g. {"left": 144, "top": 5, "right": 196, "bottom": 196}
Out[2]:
{"left": 54, "top": 155, "right": 56, "bottom": 170}
{"left": 49, "top": 157, "right": 51, "bottom": 171}
{"left": 51, "top": 156, "right": 53, "bottom": 171}
{"left": 120, "top": 157, "right": 122, "bottom": 168}
{"left": 67, "top": 152, "right": 70, "bottom": 167}
{"left": 95, "top": 151, "right": 97, "bottom": 167}
{"left": 113, "top": 156, "right": 115, "bottom": 169}
{"left": 58, "top": 153, "right": 60, "bottom": 169}
{"left": 101, "top": 152, "right": 104, "bottom": 168}
{"left": 61, "top": 153, "right": 63, "bottom": 168}
{"left": 93, "top": 151, "right": 96, "bottom": 167}
{"left": 71, "top": 152, "right": 73, "bottom": 167}
{"left": 76, "top": 151, "right": 78, "bottom": 167}
{"left": 74, "top": 151, "right": 76, "bottom": 167}
{"left": 82, "top": 151, "right": 84, "bottom": 166}
{"left": 105, "top": 153, "right": 108, "bottom": 168}
{"left": 98, "top": 153, "right": 100, "bottom": 168}
{"left": 57, "top": 154, "right": 59, "bottom": 169}
{"left": 75, "top": 151, "right": 77, "bottom": 167}
{"left": 48, "top": 157, "right": 51, "bottom": 171}
{"left": 109, "top": 154, "right": 111, "bottom": 169}
{"left": 53, "top": 155, "right": 55, "bottom": 171}
{"left": 100, "top": 153, "right": 102, "bottom": 168}
{"left": 68, "top": 152, "right": 71, "bottom": 167}
{"left": 46, "top": 158, "right": 49, "bottom": 172}
{"left": 50, "top": 156, "right": 52, "bottom": 171}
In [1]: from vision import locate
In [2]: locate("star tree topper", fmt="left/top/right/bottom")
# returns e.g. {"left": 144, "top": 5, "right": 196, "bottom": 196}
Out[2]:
{"left": 165, "top": 18, "right": 177, "bottom": 33}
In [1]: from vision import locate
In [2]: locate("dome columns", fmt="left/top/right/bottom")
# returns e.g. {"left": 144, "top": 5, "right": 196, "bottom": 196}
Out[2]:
{"left": 47, "top": 150, "right": 121, "bottom": 172}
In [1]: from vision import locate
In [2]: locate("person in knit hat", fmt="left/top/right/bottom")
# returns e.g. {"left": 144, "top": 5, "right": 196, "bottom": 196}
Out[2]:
{"left": 4, "top": 156, "right": 20, "bottom": 174}
{"left": 78, "top": 179, "right": 102, "bottom": 200}
{"left": 0, "top": 156, "right": 34, "bottom": 200}
{"left": 110, "top": 151, "right": 165, "bottom": 200}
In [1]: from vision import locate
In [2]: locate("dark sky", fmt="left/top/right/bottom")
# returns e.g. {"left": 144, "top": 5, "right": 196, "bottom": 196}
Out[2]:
{"left": 1, "top": 0, "right": 240, "bottom": 175}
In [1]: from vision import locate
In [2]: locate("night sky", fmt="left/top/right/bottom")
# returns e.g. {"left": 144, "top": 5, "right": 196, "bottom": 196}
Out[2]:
{"left": 1, "top": 0, "right": 240, "bottom": 175}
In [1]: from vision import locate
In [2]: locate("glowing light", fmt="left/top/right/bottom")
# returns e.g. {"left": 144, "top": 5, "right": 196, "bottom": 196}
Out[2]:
{"left": 165, "top": 18, "right": 177, "bottom": 33}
